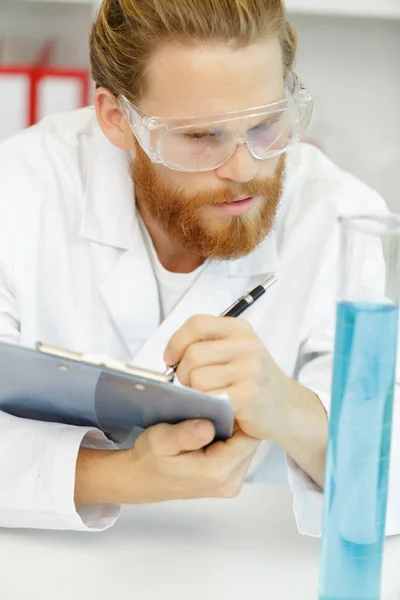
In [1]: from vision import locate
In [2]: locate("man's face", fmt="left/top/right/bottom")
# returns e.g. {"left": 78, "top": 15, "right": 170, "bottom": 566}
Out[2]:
{"left": 132, "top": 37, "right": 286, "bottom": 260}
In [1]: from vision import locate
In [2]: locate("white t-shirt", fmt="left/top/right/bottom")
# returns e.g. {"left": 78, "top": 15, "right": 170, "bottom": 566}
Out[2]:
{"left": 138, "top": 215, "right": 207, "bottom": 320}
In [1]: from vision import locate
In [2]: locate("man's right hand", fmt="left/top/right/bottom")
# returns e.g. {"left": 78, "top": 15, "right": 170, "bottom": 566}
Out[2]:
{"left": 75, "top": 420, "right": 260, "bottom": 507}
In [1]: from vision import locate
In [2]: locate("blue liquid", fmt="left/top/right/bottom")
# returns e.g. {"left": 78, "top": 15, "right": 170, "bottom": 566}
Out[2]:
{"left": 319, "top": 301, "right": 398, "bottom": 600}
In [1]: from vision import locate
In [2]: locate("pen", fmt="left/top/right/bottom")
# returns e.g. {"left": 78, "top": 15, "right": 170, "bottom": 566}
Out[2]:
{"left": 164, "top": 273, "right": 278, "bottom": 379}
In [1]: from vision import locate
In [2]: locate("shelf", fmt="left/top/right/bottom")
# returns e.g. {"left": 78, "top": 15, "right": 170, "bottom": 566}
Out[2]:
{"left": 18, "top": 0, "right": 95, "bottom": 4}
{"left": 16, "top": 0, "right": 400, "bottom": 18}
{"left": 286, "top": 0, "right": 400, "bottom": 19}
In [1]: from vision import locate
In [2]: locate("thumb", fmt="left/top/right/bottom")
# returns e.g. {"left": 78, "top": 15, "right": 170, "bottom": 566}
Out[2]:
{"left": 151, "top": 420, "right": 216, "bottom": 457}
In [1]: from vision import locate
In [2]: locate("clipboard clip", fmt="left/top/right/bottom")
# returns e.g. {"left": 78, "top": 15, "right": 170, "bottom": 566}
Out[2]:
{"left": 36, "top": 342, "right": 174, "bottom": 384}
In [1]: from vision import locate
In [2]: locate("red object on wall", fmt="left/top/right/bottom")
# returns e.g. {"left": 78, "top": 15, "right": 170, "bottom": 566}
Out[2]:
{"left": 0, "top": 65, "right": 90, "bottom": 127}
{"left": 0, "top": 39, "right": 90, "bottom": 129}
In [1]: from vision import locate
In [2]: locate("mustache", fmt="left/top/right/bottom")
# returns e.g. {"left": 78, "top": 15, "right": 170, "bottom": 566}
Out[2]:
{"left": 132, "top": 148, "right": 286, "bottom": 209}
{"left": 175, "top": 173, "right": 286, "bottom": 209}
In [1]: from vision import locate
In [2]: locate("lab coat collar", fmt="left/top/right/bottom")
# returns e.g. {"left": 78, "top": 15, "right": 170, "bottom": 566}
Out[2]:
{"left": 80, "top": 124, "right": 280, "bottom": 276}
{"left": 80, "top": 125, "right": 136, "bottom": 250}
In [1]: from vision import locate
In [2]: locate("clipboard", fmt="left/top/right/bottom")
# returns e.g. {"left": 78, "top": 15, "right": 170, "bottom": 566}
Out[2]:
{"left": 0, "top": 342, "right": 234, "bottom": 444}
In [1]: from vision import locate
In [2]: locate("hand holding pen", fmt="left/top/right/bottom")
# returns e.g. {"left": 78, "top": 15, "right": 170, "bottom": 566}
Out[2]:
{"left": 162, "top": 272, "right": 292, "bottom": 443}
{"left": 164, "top": 274, "right": 278, "bottom": 378}
{"left": 163, "top": 273, "right": 325, "bottom": 485}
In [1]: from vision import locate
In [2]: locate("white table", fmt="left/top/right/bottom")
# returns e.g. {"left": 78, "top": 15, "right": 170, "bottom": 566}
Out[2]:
{"left": 0, "top": 485, "right": 399, "bottom": 600}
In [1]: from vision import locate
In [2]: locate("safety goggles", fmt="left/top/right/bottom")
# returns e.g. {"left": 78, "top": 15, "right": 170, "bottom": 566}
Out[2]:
{"left": 119, "top": 72, "right": 313, "bottom": 173}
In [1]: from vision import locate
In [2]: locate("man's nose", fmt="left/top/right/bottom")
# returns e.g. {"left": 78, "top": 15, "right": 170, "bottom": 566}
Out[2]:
{"left": 215, "top": 143, "right": 259, "bottom": 183}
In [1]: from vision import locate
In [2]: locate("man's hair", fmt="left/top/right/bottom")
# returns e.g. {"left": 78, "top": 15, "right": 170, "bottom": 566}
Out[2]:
{"left": 90, "top": 0, "right": 298, "bottom": 104}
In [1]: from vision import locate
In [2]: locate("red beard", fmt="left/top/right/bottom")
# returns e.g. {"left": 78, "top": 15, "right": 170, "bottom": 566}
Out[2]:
{"left": 131, "top": 144, "right": 285, "bottom": 260}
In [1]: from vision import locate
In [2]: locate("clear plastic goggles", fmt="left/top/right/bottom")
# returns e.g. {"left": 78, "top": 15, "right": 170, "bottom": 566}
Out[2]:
{"left": 119, "top": 72, "right": 313, "bottom": 173}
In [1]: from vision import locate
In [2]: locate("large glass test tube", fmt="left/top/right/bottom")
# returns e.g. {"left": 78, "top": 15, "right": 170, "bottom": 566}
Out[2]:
{"left": 319, "top": 214, "right": 400, "bottom": 600}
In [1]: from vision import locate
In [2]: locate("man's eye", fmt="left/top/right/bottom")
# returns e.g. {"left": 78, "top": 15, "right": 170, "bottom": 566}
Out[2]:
{"left": 185, "top": 131, "right": 221, "bottom": 140}
{"left": 186, "top": 133, "right": 212, "bottom": 140}
{"left": 250, "top": 115, "right": 280, "bottom": 133}
{"left": 250, "top": 122, "right": 271, "bottom": 133}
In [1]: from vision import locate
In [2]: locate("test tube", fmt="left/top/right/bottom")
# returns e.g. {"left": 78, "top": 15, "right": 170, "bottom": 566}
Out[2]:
{"left": 319, "top": 214, "right": 400, "bottom": 600}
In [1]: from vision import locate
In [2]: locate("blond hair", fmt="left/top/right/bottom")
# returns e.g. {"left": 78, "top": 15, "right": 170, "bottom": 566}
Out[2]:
{"left": 90, "top": 0, "right": 298, "bottom": 103}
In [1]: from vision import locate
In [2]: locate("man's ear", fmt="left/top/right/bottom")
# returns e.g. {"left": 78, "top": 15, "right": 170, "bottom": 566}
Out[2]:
{"left": 94, "top": 87, "right": 133, "bottom": 150}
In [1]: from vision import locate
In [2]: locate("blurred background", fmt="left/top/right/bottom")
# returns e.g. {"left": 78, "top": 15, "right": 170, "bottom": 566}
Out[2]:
{"left": 0, "top": 0, "right": 399, "bottom": 212}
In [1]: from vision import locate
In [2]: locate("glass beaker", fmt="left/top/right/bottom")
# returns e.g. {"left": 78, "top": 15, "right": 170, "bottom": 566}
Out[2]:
{"left": 319, "top": 214, "right": 400, "bottom": 600}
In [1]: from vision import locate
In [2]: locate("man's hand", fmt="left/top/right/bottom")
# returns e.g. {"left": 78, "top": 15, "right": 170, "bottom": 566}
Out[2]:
{"left": 164, "top": 315, "right": 328, "bottom": 488}
{"left": 164, "top": 315, "right": 292, "bottom": 442}
{"left": 75, "top": 419, "right": 260, "bottom": 507}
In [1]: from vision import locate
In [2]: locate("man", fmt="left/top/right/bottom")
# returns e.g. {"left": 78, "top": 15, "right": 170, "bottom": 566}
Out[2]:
{"left": 0, "top": 0, "right": 398, "bottom": 534}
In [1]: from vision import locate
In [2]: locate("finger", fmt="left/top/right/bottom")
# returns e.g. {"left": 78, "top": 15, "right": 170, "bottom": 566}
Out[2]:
{"left": 204, "top": 429, "right": 260, "bottom": 463}
{"left": 179, "top": 359, "right": 262, "bottom": 392}
{"left": 145, "top": 420, "right": 216, "bottom": 457}
{"left": 233, "top": 420, "right": 241, "bottom": 435}
{"left": 205, "top": 381, "right": 258, "bottom": 417}
{"left": 229, "top": 450, "right": 260, "bottom": 490}
{"left": 175, "top": 337, "right": 259, "bottom": 387}
{"left": 164, "top": 314, "right": 253, "bottom": 366}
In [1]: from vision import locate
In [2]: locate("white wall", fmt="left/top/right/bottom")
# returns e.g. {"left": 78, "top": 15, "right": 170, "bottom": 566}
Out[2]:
{"left": 0, "top": 0, "right": 93, "bottom": 67}
{"left": 0, "top": 2, "right": 399, "bottom": 212}
{"left": 290, "top": 13, "right": 400, "bottom": 213}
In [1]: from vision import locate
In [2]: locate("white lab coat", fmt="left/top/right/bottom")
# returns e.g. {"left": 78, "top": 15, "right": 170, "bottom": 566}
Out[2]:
{"left": 0, "top": 108, "right": 399, "bottom": 534}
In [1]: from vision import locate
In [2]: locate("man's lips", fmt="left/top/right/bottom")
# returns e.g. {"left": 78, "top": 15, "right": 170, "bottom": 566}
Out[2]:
{"left": 213, "top": 196, "right": 257, "bottom": 216}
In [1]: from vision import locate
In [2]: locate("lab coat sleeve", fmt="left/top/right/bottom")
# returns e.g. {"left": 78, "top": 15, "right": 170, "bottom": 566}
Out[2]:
{"left": 287, "top": 217, "right": 400, "bottom": 538}
{"left": 0, "top": 269, "right": 121, "bottom": 531}
{"left": 0, "top": 412, "right": 121, "bottom": 531}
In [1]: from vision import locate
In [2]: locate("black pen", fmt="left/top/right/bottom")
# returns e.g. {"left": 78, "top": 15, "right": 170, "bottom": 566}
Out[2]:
{"left": 164, "top": 273, "right": 278, "bottom": 379}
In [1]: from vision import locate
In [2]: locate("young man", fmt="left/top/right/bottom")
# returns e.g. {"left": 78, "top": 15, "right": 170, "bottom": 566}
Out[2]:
{"left": 0, "top": 0, "right": 398, "bottom": 534}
